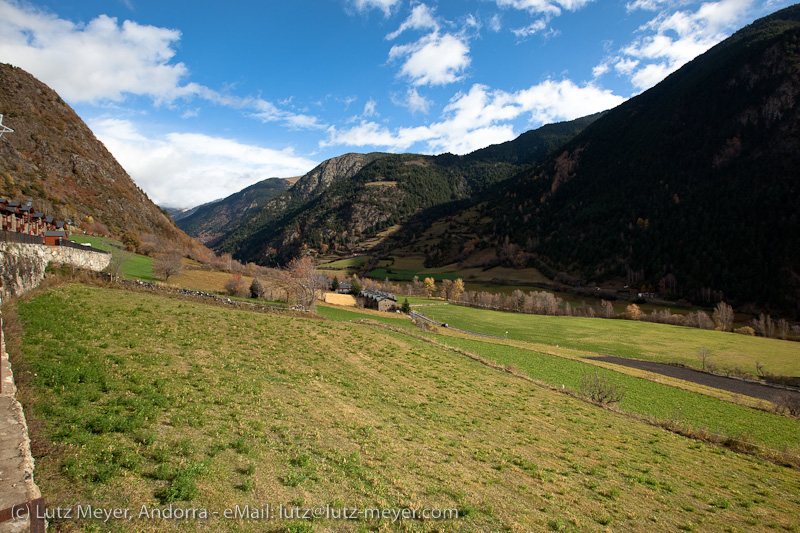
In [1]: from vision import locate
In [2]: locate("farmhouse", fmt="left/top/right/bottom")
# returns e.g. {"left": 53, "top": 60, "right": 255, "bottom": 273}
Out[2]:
{"left": 336, "top": 282, "right": 352, "bottom": 294}
{"left": 358, "top": 289, "right": 398, "bottom": 312}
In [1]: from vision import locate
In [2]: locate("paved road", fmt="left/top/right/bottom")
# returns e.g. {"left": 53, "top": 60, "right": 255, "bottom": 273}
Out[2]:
{"left": 588, "top": 355, "right": 800, "bottom": 403}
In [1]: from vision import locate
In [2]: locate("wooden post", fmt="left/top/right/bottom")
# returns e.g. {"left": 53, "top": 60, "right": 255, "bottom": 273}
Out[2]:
{"left": 30, "top": 498, "right": 46, "bottom": 533}
{"left": 0, "top": 498, "right": 46, "bottom": 531}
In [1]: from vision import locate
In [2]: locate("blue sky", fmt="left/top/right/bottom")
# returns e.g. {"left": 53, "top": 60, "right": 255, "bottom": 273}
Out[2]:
{"left": 0, "top": 0, "right": 793, "bottom": 207}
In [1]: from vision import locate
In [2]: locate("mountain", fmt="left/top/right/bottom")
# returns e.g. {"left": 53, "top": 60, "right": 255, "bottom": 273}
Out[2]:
{"left": 174, "top": 177, "right": 292, "bottom": 244}
{"left": 0, "top": 63, "right": 191, "bottom": 248}
{"left": 467, "top": 5, "right": 800, "bottom": 315}
{"left": 209, "top": 152, "right": 390, "bottom": 259}
{"left": 209, "top": 115, "right": 600, "bottom": 264}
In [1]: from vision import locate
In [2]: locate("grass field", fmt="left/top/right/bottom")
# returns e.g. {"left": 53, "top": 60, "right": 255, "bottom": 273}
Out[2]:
{"left": 9, "top": 283, "right": 800, "bottom": 532}
{"left": 417, "top": 304, "right": 800, "bottom": 379}
{"left": 69, "top": 235, "right": 157, "bottom": 282}
{"left": 318, "top": 256, "right": 366, "bottom": 269}
{"left": 171, "top": 262, "right": 254, "bottom": 294}
{"left": 319, "top": 303, "right": 800, "bottom": 455}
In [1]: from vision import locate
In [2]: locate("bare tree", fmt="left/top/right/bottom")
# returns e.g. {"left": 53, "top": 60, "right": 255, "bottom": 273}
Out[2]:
{"left": 153, "top": 251, "right": 183, "bottom": 282}
{"left": 287, "top": 256, "right": 321, "bottom": 311}
{"left": 601, "top": 300, "right": 615, "bottom": 319}
{"left": 752, "top": 313, "right": 775, "bottom": 338}
{"left": 698, "top": 346, "right": 712, "bottom": 372}
{"left": 777, "top": 318, "right": 789, "bottom": 340}
{"left": 713, "top": 302, "right": 734, "bottom": 331}
{"left": 104, "top": 247, "right": 133, "bottom": 281}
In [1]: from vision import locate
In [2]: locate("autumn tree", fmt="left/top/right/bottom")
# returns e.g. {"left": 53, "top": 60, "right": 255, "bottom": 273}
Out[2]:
{"left": 625, "top": 303, "right": 642, "bottom": 320}
{"left": 224, "top": 272, "right": 246, "bottom": 297}
{"left": 153, "top": 251, "right": 183, "bottom": 282}
{"left": 712, "top": 302, "right": 734, "bottom": 331}
{"left": 423, "top": 277, "right": 436, "bottom": 298}
{"left": 451, "top": 278, "right": 465, "bottom": 301}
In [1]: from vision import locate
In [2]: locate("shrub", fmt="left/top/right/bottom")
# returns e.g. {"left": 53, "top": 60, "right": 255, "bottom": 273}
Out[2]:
{"left": 250, "top": 277, "right": 264, "bottom": 299}
{"left": 580, "top": 371, "right": 625, "bottom": 405}
{"left": 775, "top": 392, "right": 800, "bottom": 417}
{"left": 224, "top": 273, "right": 247, "bottom": 297}
{"left": 625, "top": 303, "right": 642, "bottom": 320}
{"left": 734, "top": 326, "right": 755, "bottom": 336}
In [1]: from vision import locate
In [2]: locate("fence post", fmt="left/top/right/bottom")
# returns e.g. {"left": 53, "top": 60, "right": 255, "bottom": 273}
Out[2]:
{"left": 30, "top": 498, "right": 46, "bottom": 533}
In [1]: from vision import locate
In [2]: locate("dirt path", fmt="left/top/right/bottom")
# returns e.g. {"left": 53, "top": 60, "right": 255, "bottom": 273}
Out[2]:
{"left": 588, "top": 355, "right": 800, "bottom": 403}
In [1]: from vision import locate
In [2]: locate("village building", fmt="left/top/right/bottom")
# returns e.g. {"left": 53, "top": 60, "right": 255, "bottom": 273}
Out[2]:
{"left": 0, "top": 198, "right": 70, "bottom": 241}
{"left": 358, "top": 289, "right": 398, "bottom": 312}
{"left": 44, "top": 230, "right": 67, "bottom": 246}
{"left": 336, "top": 281, "right": 352, "bottom": 294}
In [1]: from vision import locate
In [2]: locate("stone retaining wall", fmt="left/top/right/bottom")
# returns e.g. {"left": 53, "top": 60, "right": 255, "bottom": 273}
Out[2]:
{"left": 0, "top": 242, "right": 109, "bottom": 532}
{"left": 0, "top": 243, "right": 111, "bottom": 299}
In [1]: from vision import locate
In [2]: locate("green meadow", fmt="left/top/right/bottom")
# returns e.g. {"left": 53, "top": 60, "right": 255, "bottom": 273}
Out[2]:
{"left": 417, "top": 304, "right": 800, "bottom": 378}
{"left": 69, "top": 234, "right": 156, "bottom": 282}
{"left": 8, "top": 283, "right": 800, "bottom": 532}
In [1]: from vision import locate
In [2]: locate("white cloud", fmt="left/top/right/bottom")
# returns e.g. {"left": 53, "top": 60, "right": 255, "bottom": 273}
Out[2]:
{"left": 350, "top": 0, "right": 400, "bottom": 17}
{"left": 363, "top": 98, "right": 379, "bottom": 117}
{"left": 495, "top": 0, "right": 594, "bottom": 39}
{"left": 392, "top": 87, "right": 432, "bottom": 114}
{"left": 610, "top": 0, "right": 783, "bottom": 91}
{"left": 614, "top": 58, "right": 640, "bottom": 75}
{"left": 90, "top": 118, "right": 317, "bottom": 207}
{"left": 495, "top": 0, "right": 594, "bottom": 16}
{"left": 389, "top": 32, "right": 471, "bottom": 86}
{"left": 0, "top": 0, "right": 323, "bottom": 130}
{"left": 592, "top": 62, "right": 610, "bottom": 78}
{"left": 489, "top": 13, "right": 503, "bottom": 32}
{"left": 386, "top": 3, "right": 439, "bottom": 40}
{"left": 324, "top": 80, "right": 625, "bottom": 154}
{"left": 0, "top": 1, "right": 193, "bottom": 104}
{"left": 512, "top": 19, "right": 548, "bottom": 37}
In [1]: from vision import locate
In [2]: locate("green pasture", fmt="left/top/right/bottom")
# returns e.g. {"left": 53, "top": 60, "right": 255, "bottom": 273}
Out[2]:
{"left": 418, "top": 304, "right": 800, "bottom": 378}
{"left": 11, "top": 283, "right": 800, "bottom": 532}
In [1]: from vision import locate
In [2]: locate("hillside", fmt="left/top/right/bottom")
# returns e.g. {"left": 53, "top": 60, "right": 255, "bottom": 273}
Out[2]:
{"left": 0, "top": 63, "right": 189, "bottom": 247}
{"left": 12, "top": 283, "right": 800, "bottom": 531}
{"left": 429, "top": 6, "right": 800, "bottom": 316}
{"left": 174, "top": 177, "right": 292, "bottom": 244}
{"left": 210, "top": 115, "right": 599, "bottom": 265}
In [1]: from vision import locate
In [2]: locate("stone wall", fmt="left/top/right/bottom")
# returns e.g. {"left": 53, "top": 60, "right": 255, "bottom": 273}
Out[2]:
{"left": 0, "top": 243, "right": 111, "bottom": 299}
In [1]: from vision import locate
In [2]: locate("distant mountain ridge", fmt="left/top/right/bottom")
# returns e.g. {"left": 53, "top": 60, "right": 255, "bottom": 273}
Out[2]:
{"left": 174, "top": 177, "right": 293, "bottom": 244}
{"left": 192, "top": 116, "right": 599, "bottom": 264}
